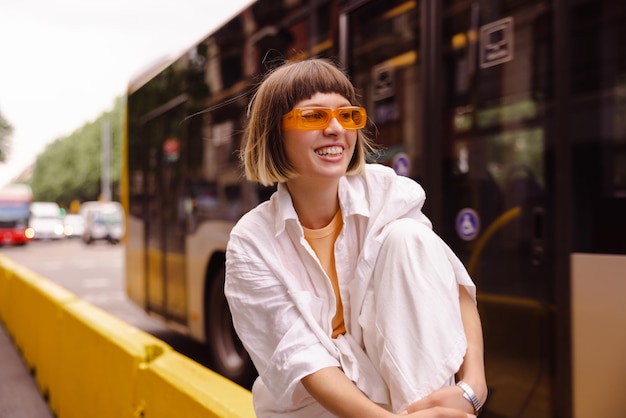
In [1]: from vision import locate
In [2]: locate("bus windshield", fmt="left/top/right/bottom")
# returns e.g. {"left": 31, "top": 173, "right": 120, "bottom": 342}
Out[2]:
{"left": 0, "top": 201, "right": 30, "bottom": 223}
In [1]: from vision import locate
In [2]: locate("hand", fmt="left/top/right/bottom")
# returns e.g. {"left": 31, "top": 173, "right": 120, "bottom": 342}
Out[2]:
{"left": 399, "top": 386, "right": 475, "bottom": 415}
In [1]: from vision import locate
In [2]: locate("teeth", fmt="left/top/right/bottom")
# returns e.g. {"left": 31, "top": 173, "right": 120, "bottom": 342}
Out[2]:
{"left": 315, "top": 146, "right": 343, "bottom": 156}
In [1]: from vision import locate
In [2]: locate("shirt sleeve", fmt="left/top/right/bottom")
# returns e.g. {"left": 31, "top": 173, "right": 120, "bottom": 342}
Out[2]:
{"left": 440, "top": 239, "right": 477, "bottom": 301}
{"left": 394, "top": 170, "right": 478, "bottom": 301}
{"left": 361, "top": 164, "right": 432, "bottom": 228}
{"left": 392, "top": 172, "right": 478, "bottom": 300}
{"left": 225, "top": 225, "right": 341, "bottom": 405}
{"left": 364, "top": 164, "right": 477, "bottom": 300}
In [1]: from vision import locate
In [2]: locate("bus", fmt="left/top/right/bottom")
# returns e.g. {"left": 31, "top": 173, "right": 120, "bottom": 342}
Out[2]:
{"left": 123, "top": 1, "right": 626, "bottom": 416}
{"left": 0, "top": 184, "right": 33, "bottom": 245}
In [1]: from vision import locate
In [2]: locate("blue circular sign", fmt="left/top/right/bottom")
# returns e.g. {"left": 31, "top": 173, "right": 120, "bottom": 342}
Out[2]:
{"left": 392, "top": 152, "right": 410, "bottom": 177}
{"left": 455, "top": 208, "right": 480, "bottom": 241}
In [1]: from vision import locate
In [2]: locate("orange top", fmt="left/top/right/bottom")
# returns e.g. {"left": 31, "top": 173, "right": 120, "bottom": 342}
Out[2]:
{"left": 303, "top": 210, "right": 346, "bottom": 338}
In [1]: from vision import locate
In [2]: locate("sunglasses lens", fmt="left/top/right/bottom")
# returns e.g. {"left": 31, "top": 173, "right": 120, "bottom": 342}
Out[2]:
{"left": 339, "top": 108, "right": 365, "bottom": 128}
{"left": 300, "top": 109, "right": 331, "bottom": 128}
{"left": 337, "top": 110, "right": 353, "bottom": 127}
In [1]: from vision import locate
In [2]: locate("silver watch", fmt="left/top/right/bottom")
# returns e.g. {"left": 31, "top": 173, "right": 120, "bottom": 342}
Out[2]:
{"left": 456, "top": 380, "right": 483, "bottom": 414}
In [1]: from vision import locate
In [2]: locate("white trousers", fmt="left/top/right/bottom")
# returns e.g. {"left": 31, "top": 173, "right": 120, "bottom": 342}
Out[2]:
{"left": 253, "top": 218, "right": 471, "bottom": 417}
{"left": 359, "top": 218, "right": 468, "bottom": 413}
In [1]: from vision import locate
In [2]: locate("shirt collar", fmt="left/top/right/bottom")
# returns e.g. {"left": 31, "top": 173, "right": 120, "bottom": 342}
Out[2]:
{"left": 338, "top": 174, "right": 370, "bottom": 219}
{"left": 272, "top": 173, "right": 371, "bottom": 236}
{"left": 273, "top": 183, "right": 299, "bottom": 236}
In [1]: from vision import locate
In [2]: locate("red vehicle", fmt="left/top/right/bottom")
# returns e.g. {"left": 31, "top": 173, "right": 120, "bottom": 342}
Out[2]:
{"left": 0, "top": 184, "right": 34, "bottom": 245}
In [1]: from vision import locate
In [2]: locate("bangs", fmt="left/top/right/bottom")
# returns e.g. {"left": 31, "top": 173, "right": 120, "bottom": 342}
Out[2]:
{"left": 273, "top": 59, "right": 359, "bottom": 113}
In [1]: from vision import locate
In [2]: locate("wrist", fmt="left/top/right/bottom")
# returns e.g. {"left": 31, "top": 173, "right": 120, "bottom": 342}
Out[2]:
{"left": 456, "top": 374, "right": 487, "bottom": 406}
{"left": 456, "top": 380, "right": 485, "bottom": 415}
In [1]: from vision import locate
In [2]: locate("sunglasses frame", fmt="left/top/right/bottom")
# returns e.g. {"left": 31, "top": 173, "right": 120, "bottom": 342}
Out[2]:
{"left": 281, "top": 106, "right": 367, "bottom": 131}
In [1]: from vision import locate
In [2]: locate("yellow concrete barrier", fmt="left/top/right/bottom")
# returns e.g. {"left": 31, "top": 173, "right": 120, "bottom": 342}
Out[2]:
{"left": 5, "top": 261, "right": 77, "bottom": 400}
{"left": 0, "top": 256, "right": 19, "bottom": 333}
{"left": 0, "top": 257, "right": 15, "bottom": 331}
{"left": 0, "top": 257, "right": 68, "bottom": 369}
{"left": 136, "top": 349, "right": 255, "bottom": 418}
{"left": 50, "top": 299, "right": 171, "bottom": 418}
{"left": 0, "top": 255, "right": 255, "bottom": 418}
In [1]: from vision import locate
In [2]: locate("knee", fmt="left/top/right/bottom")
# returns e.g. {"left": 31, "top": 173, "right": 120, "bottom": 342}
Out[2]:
{"left": 381, "top": 218, "right": 432, "bottom": 252}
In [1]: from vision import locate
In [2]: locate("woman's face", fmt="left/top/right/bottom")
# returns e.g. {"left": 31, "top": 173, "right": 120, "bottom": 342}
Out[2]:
{"left": 282, "top": 92, "right": 358, "bottom": 183}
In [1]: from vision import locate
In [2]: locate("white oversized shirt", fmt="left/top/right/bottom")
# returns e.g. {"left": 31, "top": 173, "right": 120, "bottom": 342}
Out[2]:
{"left": 225, "top": 164, "right": 475, "bottom": 416}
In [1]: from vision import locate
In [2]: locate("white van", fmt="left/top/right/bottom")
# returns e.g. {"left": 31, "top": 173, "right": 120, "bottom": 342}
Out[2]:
{"left": 80, "top": 201, "right": 124, "bottom": 244}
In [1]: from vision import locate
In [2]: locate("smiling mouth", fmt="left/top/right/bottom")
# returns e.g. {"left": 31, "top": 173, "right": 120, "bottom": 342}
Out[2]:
{"left": 315, "top": 146, "right": 343, "bottom": 156}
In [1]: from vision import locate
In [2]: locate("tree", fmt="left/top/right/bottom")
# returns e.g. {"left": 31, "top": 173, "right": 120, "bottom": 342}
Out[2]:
{"left": 0, "top": 109, "right": 13, "bottom": 163}
{"left": 29, "top": 97, "right": 123, "bottom": 208}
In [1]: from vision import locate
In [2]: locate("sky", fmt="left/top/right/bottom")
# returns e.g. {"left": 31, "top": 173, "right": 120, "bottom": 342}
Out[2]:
{"left": 0, "top": 0, "right": 253, "bottom": 187}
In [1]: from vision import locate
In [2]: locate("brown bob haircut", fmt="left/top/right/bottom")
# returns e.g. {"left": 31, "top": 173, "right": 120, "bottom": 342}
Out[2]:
{"left": 241, "top": 58, "right": 376, "bottom": 186}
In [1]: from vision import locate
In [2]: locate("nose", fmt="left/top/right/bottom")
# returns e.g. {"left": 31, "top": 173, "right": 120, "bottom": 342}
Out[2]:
{"left": 324, "top": 117, "right": 345, "bottom": 134}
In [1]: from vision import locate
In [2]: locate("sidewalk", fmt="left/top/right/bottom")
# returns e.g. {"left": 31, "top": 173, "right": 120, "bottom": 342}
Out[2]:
{"left": 0, "top": 322, "right": 53, "bottom": 418}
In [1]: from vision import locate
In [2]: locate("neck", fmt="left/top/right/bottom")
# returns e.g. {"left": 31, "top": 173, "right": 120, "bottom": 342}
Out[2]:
{"left": 286, "top": 177, "right": 340, "bottom": 229}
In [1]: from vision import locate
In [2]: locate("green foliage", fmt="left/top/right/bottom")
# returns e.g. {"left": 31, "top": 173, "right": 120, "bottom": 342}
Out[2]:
{"left": 0, "top": 109, "right": 13, "bottom": 163}
{"left": 29, "top": 97, "right": 123, "bottom": 208}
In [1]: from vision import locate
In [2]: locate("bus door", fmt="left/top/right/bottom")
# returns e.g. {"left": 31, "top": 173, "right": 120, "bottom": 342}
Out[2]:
{"left": 439, "top": 1, "right": 555, "bottom": 417}
{"left": 343, "top": 0, "right": 425, "bottom": 180}
{"left": 142, "top": 103, "right": 188, "bottom": 325}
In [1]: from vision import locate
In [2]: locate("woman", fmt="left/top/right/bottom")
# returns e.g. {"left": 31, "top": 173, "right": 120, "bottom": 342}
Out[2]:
{"left": 225, "top": 58, "right": 487, "bottom": 417}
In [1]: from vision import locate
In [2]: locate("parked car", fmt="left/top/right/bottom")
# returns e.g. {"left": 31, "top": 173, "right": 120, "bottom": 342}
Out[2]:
{"left": 29, "top": 202, "right": 64, "bottom": 240}
{"left": 63, "top": 213, "right": 85, "bottom": 238}
{"left": 80, "top": 201, "right": 124, "bottom": 245}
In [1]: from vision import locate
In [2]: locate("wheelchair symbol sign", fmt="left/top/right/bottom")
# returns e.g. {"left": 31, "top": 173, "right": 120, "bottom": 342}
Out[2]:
{"left": 392, "top": 152, "right": 410, "bottom": 177}
{"left": 456, "top": 208, "right": 480, "bottom": 241}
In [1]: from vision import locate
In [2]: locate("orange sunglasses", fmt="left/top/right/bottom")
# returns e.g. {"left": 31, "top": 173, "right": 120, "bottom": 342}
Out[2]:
{"left": 281, "top": 107, "right": 367, "bottom": 131}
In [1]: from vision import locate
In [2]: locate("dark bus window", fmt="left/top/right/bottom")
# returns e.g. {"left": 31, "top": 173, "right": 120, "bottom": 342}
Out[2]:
{"left": 570, "top": 0, "right": 626, "bottom": 254}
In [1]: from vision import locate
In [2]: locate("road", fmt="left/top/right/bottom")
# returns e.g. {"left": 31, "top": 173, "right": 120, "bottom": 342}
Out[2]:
{"left": 0, "top": 239, "right": 215, "bottom": 372}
